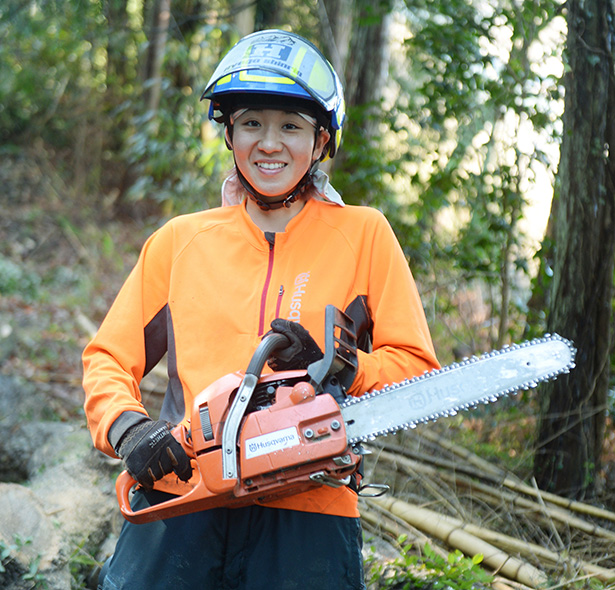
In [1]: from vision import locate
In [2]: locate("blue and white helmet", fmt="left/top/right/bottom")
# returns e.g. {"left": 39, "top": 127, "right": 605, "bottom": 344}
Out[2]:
{"left": 202, "top": 29, "right": 346, "bottom": 160}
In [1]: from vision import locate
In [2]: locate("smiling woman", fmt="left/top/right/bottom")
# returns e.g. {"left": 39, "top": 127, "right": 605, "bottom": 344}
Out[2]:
{"left": 83, "top": 28, "right": 439, "bottom": 590}
{"left": 201, "top": 30, "right": 346, "bottom": 217}
{"left": 230, "top": 108, "right": 329, "bottom": 204}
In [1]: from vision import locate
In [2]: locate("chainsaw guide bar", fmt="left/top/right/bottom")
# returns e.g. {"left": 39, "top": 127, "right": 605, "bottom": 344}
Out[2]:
{"left": 341, "top": 334, "right": 576, "bottom": 444}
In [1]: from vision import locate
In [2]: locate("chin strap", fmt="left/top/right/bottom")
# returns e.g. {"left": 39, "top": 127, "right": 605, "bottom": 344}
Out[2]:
{"left": 235, "top": 163, "right": 315, "bottom": 211}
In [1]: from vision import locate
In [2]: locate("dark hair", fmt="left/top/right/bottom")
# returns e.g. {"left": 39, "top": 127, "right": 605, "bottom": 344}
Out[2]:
{"left": 211, "top": 92, "right": 329, "bottom": 130}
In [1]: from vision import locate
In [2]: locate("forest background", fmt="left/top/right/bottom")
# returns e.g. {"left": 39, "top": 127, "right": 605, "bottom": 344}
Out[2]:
{"left": 0, "top": 0, "right": 614, "bottom": 560}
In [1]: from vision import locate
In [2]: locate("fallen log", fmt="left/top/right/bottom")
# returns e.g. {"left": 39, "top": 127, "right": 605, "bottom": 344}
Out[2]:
{"left": 365, "top": 496, "right": 615, "bottom": 583}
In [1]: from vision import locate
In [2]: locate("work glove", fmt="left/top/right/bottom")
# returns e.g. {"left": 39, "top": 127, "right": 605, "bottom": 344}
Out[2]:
{"left": 266, "top": 319, "right": 323, "bottom": 371}
{"left": 116, "top": 419, "right": 192, "bottom": 490}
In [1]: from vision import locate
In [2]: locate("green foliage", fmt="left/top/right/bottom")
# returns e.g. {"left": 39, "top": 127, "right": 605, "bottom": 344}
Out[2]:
{"left": 0, "top": 1, "right": 109, "bottom": 144}
{"left": 0, "top": 536, "right": 47, "bottom": 589}
{"left": 333, "top": 102, "right": 397, "bottom": 207}
{"left": 330, "top": 0, "right": 566, "bottom": 348}
{"left": 0, "top": 538, "right": 12, "bottom": 573}
{"left": 69, "top": 540, "right": 101, "bottom": 590}
{"left": 120, "top": 94, "right": 228, "bottom": 215}
{"left": 381, "top": 0, "right": 567, "bottom": 345}
{"left": 367, "top": 539, "right": 494, "bottom": 589}
{"left": 117, "top": 22, "right": 237, "bottom": 215}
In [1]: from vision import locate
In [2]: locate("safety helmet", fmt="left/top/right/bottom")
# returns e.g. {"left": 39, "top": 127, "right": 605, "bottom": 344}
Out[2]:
{"left": 201, "top": 29, "right": 345, "bottom": 160}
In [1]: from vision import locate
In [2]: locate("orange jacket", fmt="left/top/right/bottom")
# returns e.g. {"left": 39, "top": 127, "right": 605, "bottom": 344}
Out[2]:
{"left": 83, "top": 197, "right": 439, "bottom": 517}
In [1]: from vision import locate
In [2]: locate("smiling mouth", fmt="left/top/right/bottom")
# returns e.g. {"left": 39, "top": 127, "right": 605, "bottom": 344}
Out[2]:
{"left": 257, "top": 162, "right": 286, "bottom": 170}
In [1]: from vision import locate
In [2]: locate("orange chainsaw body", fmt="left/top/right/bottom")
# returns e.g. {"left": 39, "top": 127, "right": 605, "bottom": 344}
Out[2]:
{"left": 116, "top": 370, "right": 360, "bottom": 523}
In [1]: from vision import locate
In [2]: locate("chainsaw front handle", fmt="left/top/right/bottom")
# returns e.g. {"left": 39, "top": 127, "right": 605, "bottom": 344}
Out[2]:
{"left": 222, "top": 332, "right": 290, "bottom": 480}
{"left": 246, "top": 332, "right": 290, "bottom": 375}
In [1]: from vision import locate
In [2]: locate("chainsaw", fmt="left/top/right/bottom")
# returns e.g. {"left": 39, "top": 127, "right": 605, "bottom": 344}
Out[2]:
{"left": 116, "top": 305, "right": 576, "bottom": 524}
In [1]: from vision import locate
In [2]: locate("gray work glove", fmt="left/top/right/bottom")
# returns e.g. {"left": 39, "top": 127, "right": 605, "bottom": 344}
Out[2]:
{"left": 266, "top": 319, "right": 323, "bottom": 371}
{"left": 116, "top": 419, "right": 192, "bottom": 490}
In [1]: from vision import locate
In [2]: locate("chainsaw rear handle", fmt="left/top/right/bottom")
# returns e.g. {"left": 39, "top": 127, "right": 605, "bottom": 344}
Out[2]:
{"left": 307, "top": 306, "right": 357, "bottom": 395}
{"left": 116, "top": 423, "right": 195, "bottom": 521}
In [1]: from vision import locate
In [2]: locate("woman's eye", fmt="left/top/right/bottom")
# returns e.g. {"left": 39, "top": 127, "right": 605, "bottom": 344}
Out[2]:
{"left": 237, "top": 118, "right": 260, "bottom": 128}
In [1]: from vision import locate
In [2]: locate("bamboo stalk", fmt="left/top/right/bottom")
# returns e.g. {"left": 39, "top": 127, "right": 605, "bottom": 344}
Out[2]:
{"left": 399, "top": 431, "right": 615, "bottom": 524}
{"left": 360, "top": 504, "right": 528, "bottom": 590}
{"left": 452, "top": 474, "right": 615, "bottom": 543}
{"left": 501, "top": 477, "right": 615, "bottom": 524}
{"left": 360, "top": 500, "right": 446, "bottom": 556}
{"left": 376, "top": 449, "right": 615, "bottom": 542}
{"left": 416, "top": 429, "right": 514, "bottom": 480}
{"left": 373, "top": 498, "right": 615, "bottom": 582}
{"left": 369, "top": 496, "right": 549, "bottom": 589}
{"left": 361, "top": 503, "right": 421, "bottom": 547}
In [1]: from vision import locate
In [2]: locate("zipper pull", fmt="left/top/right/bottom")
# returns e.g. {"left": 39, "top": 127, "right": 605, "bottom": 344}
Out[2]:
{"left": 275, "top": 285, "right": 285, "bottom": 318}
{"left": 264, "top": 231, "right": 275, "bottom": 250}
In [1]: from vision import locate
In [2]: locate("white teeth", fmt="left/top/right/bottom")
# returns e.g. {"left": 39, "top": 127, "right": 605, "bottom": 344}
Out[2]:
{"left": 258, "top": 162, "right": 285, "bottom": 170}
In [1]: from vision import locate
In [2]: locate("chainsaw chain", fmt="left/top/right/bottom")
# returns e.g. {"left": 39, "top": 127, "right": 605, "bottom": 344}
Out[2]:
{"left": 340, "top": 333, "right": 576, "bottom": 444}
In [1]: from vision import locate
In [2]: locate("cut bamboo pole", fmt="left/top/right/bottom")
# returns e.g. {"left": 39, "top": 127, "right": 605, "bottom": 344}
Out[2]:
{"left": 360, "top": 503, "right": 529, "bottom": 590}
{"left": 360, "top": 500, "right": 446, "bottom": 556}
{"left": 404, "top": 432, "right": 615, "bottom": 524}
{"left": 369, "top": 496, "right": 549, "bottom": 589}
{"left": 376, "top": 449, "right": 615, "bottom": 543}
{"left": 370, "top": 497, "right": 615, "bottom": 583}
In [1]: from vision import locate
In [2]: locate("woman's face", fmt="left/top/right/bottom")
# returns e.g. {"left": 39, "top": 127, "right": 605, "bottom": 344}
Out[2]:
{"left": 229, "top": 109, "right": 329, "bottom": 198}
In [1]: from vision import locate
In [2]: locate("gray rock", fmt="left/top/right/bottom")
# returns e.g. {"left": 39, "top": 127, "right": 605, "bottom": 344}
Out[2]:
{"left": 0, "top": 483, "right": 68, "bottom": 589}
{"left": 0, "top": 376, "right": 121, "bottom": 589}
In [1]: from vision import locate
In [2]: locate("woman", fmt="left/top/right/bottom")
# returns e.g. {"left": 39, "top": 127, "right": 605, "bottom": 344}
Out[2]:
{"left": 84, "top": 29, "right": 439, "bottom": 590}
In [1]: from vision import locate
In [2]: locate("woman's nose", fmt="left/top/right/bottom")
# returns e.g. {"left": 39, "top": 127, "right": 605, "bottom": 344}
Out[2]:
{"left": 258, "top": 126, "right": 282, "bottom": 152}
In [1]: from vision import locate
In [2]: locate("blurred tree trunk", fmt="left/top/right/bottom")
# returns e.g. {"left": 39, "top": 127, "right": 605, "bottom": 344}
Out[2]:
{"left": 112, "top": 0, "right": 171, "bottom": 216}
{"left": 322, "top": 0, "right": 393, "bottom": 192}
{"left": 254, "top": 0, "right": 283, "bottom": 29}
{"left": 104, "top": 0, "right": 130, "bottom": 83}
{"left": 534, "top": 0, "right": 615, "bottom": 499}
{"left": 143, "top": 0, "right": 172, "bottom": 113}
{"left": 231, "top": 0, "right": 283, "bottom": 37}
{"left": 231, "top": 0, "right": 255, "bottom": 35}
{"left": 344, "top": 0, "right": 392, "bottom": 116}
{"left": 319, "top": 0, "right": 353, "bottom": 77}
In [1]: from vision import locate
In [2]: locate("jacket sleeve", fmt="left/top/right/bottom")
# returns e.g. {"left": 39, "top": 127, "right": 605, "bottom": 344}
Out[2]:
{"left": 82, "top": 226, "right": 172, "bottom": 457}
{"left": 348, "top": 210, "right": 439, "bottom": 396}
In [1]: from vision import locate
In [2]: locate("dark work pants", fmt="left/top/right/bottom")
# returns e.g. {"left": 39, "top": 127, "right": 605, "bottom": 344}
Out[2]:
{"left": 99, "top": 490, "right": 366, "bottom": 590}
